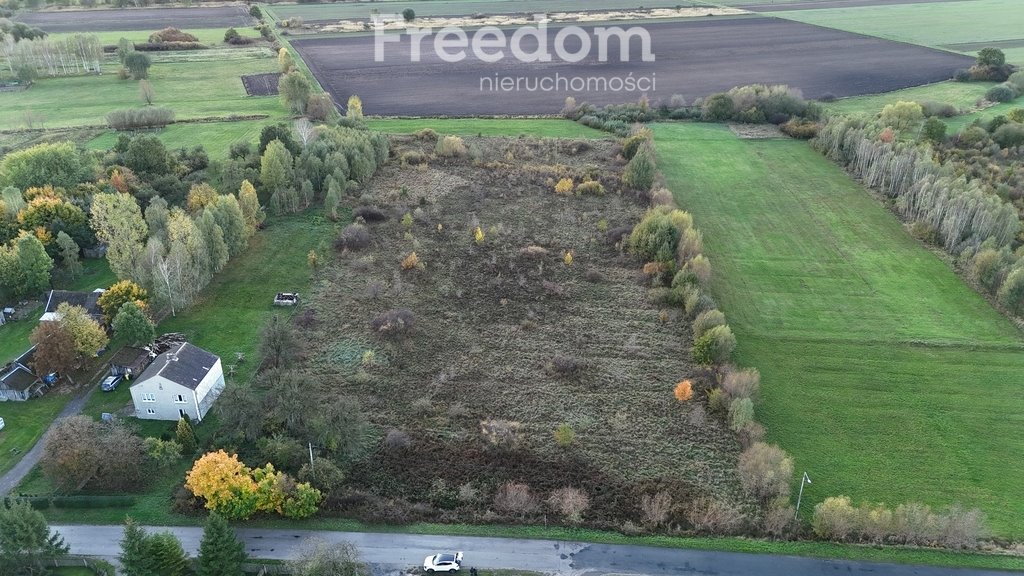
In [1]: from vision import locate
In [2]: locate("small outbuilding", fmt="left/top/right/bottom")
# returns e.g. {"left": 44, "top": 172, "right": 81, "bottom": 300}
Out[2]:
{"left": 129, "top": 342, "right": 225, "bottom": 422}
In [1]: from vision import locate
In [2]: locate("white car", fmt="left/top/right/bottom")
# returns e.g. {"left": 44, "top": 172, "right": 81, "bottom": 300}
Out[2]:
{"left": 0, "top": 416, "right": 5, "bottom": 431}
{"left": 423, "top": 551, "right": 463, "bottom": 573}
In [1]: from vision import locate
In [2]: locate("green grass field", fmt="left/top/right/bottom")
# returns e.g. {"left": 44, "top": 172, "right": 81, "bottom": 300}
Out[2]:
{"left": 366, "top": 118, "right": 607, "bottom": 138}
{"left": 824, "top": 81, "right": 995, "bottom": 117}
{"left": 652, "top": 123, "right": 1024, "bottom": 538}
{"left": 770, "top": 0, "right": 1024, "bottom": 63}
{"left": 0, "top": 57, "right": 282, "bottom": 130}
{"left": 269, "top": 0, "right": 701, "bottom": 21}
{"left": 87, "top": 118, "right": 273, "bottom": 159}
{"left": 0, "top": 394, "right": 72, "bottom": 477}
{"left": 157, "top": 213, "right": 334, "bottom": 385}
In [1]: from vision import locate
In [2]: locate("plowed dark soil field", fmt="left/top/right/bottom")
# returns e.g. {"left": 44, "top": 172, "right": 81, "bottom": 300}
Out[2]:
{"left": 14, "top": 6, "right": 250, "bottom": 32}
{"left": 293, "top": 17, "right": 973, "bottom": 115}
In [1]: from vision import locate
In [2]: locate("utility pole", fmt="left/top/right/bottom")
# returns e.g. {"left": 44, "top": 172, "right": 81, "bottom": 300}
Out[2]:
{"left": 795, "top": 471, "right": 812, "bottom": 519}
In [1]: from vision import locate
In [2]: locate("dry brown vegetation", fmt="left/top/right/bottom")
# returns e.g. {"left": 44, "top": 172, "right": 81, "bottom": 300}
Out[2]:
{"left": 296, "top": 134, "right": 750, "bottom": 529}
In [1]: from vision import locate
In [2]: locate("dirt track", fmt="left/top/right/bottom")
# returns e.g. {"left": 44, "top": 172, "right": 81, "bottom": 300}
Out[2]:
{"left": 293, "top": 17, "right": 973, "bottom": 116}
{"left": 14, "top": 6, "right": 250, "bottom": 32}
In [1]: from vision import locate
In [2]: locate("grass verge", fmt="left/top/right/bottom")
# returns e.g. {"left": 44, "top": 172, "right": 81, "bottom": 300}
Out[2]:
{"left": 366, "top": 118, "right": 607, "bottom": 138}
{"left": 653, "top": 122, "right": 1024, "bottom": 538}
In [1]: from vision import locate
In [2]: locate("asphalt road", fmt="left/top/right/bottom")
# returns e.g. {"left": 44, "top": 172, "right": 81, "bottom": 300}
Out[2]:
{"left": 52, "top": 525, "right": 1015, "bottom": 576}
{"left": 293, "top": 17, "right": 972, "bottom": 115}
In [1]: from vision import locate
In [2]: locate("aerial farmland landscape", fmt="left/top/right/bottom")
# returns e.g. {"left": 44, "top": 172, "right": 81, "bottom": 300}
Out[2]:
{"left": 0, "top": 0, "right": 1022, "bottom": 575}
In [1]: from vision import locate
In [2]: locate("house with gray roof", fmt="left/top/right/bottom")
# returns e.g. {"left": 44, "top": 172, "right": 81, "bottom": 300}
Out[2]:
{"left": 0, "top": 348, "right": 49, "bottom": 401}
{"left": 129, "top": 341, "right": 224, "bottom": 422}
{"left": 39, "top": 289, "right": 106, "bottom": 323}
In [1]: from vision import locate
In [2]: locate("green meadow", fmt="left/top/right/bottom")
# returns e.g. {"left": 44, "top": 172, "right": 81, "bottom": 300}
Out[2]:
{"left": 653, "top": 122, "right": 1024, "bottom": 537}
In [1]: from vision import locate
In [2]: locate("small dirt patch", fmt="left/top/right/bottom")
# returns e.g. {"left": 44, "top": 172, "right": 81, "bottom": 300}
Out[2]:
{"left": 729, "top": 124, "right": 784, "bottom": 139}
{"left": 241, "top": 73, "right": 281, "bottom": 96}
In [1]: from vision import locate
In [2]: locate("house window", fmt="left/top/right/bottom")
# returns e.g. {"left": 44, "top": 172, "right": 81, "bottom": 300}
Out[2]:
{"left": 146, "top": 408, "right": 156, "bottom": 415}
{"left": 141, "top": 393, "right": 156, "bottom": 402}
{"left": 174, "top": 394, "right": 185, "bottom": 403}
{"left": 178, "top": 409, "right": 187, "bottom": 418}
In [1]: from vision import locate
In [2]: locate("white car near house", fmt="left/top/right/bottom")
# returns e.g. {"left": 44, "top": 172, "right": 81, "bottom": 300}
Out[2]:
{"left": 423, "top": 552, "right": 463, "bottom": 573}
{"left": 0, "top": 417, "right": 5, "bottom": 431}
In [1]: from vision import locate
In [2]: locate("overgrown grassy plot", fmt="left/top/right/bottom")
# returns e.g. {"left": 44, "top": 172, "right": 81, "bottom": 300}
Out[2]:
{"left": 299, "top": 135, "right": 744, "bottom": 525}
{"left": 0, "top": 57, "right": 282, "bottom": 129}
{"left": 652, "top": 123, "right": 1024, "bottom": 537}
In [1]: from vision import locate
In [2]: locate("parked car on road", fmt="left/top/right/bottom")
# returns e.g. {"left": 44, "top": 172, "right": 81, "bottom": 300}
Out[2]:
{"left": 423, "top": 552, "right": 463, "bottom": 573}
{"left": 100, "top": 374, "right": 124, "bottom": 392}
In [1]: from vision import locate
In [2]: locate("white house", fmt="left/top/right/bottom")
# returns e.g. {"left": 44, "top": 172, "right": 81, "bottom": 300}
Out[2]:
{"left": 129, "top": 342, "right": 225, "bottom": 422}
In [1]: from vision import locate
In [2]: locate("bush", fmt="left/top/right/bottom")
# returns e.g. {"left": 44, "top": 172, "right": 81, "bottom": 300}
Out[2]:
{"left": 763, "top": 498, "right": 797, "bottom": 538}
{"left": 494, "top": 482, "right": 539, "bottom": 516}
{"left": 728, "top": 397, "right": 754, "bottom": 432}
{"left": 480, "top": 419, "right": 520, "bottom": 449}
{"left": 547, "top": 487, "right": 589, "bottom": 523}
{"left": 921, "top": 117, "right": 947, "bottom": 143}
{"left": 639, "top": 491, "right": 672, "bottom": 528}
{"left": 986, "top": 84, "right": 1017, "bottom": 103}
{"left": 131, "top": 41, "right": 206, "bottom": 52}
{"left": 545, "top": 355, "right": 584, "bottom": 376}
{"left": 306, "top": 93, "right": 336, "bottom": 122}
{"left": 919, "top": 100, "right": 958, "bottom": 118}
{"left": 106, "top": 107, "right": 175, "bottom": 130}
{"left": 692, "top": 309, "right": 725, "bottom": 339}
{"left": 813, "top": 496, "right": 859, "bottom": 541}
{"left": 224, "top": 28, "right": 240, "bottom": 43}
{"left": 553, "top": 423, "right": 575, "bottom": 446}
{"left": 702, "top": 93, "right": 735, "bottom": 121}
{"left": 674, "top": 380, "right": 693, "bottom": 402}
{"left": 721, "top": 367, "right": 760, "bottom": 399}
{"left": 879, "top": 101, "right": 923, "bottom": 130}
{"left": 400, "top": 251, "right": 420, "bottom": 270}
{"left": 687, "top": 497, "right": 746, "bottom": 534}
{"left": 622, "top": 144, "right": 656, "bottom": 191}
{"left": 780, "top": 118, "right": 819, "bottom": 139}
{"left": 434, "top": 135, "right": 467, "bottom": 157}
{"left": 148, "top": 27, "right": 198, "bottom": 43}
{"left": 402, "top": 8, "right": 415, "bottom": 22}
{"left": 706, "top": 387, "right": 729, "bottom": 418}
{"left": 370, "top": 309, "right": 414, "bottom": 338}
{"left": 249, "top": 5, "right": 263, "bottom": 19}
{"left": 553, "top": 177, "right": 574, "bottom": 195}
{"left": 691, "top": 324, "right": 735, "bottom": 365}
{"left": 352, "top": 206, "right": 386, "bottom": 223}
{"left": 122, "top": 51, "right": 151, "bottom": 79}
{"left": 621, "top": 133, "right": 648, "bottom": 159}
{"left": 993, "top": 122, "right": 1024, "bottom": 148}
{"left": 738, "top": 442, "right": 794, "bottom": 502}
{"left": 335, "top": 224, "right": 370, "bottom": 251}
{"left": 628, "top": 207, "right": 686, "bottom": 262}
{"left": 575, "top": 180, "right": 605, "bottom": 196}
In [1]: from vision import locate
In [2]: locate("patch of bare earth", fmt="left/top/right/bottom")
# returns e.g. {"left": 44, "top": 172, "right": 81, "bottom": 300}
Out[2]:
{"left": 297, "top": 134, "right": 748, "bottom": 528}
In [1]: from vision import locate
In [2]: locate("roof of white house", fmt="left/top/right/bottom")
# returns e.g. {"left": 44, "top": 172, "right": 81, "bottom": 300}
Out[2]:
{"left": 132, "top": 342, "right": 219, "bottom": 391}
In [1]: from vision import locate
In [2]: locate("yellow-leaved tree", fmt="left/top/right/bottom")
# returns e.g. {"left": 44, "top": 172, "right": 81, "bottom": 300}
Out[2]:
{"left": 185, "top": 450, "right": 259, "bottom": 519}
{"left": 185, "top": 451, "right": 322, "bottom": 520}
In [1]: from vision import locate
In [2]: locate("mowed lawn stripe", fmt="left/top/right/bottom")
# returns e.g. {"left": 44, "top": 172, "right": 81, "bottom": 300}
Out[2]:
{"left": 652, "top": 122, "right": 1024, "bottom": 537}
